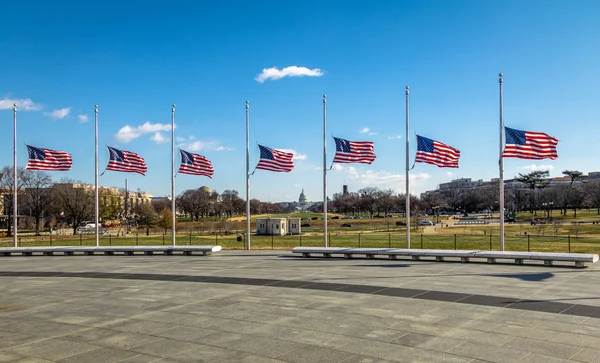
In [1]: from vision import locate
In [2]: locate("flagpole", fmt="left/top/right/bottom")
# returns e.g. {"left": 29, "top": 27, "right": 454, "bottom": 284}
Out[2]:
{"left": 245, "top": 101, "right": 251, "bottom": 250}
{"left": 94, "top": 105, "right": 99, "bottom": 246}
{"left": 323, "top": 94, "right": 328, "bottom": 248}
{"left": 405, "top": 86, "right": 410, "bottom": 249}
{"left": 499, "top": 73, "right": 505, "bottom": 251}
{"left": 13, "top": 104, "right": 17, "bottom": 247}
{"left": 171, "top": 104, "right": 176, "bottom": 247}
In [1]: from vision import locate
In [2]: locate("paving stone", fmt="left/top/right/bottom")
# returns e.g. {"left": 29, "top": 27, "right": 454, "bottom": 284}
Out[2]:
{"left": 57, "top": 347, "right": 140, "bottom": 363}
{"left": 0, "top": 352, "right": 25, "bottom": 363}
{"left": 222, "top": 353, "right": 288, "bottom": 362}
{"left": 275, "top": 345, "right": 362, "bottom": 363}
{"left": 570, "top": 347, "right": 600, "bottom": 363}
{"left": 447, "top": 341, "right": 529, "bottom": 362}
{"left": 166, "top": 344, "right": 243, "bottom": 362}
{"left": 95, "top": 332, "right": 163, "bottom": 350}
{"left": 518, "top": 353, "right": 572, "bottom": 363}
{"left": 131, "top": 338, "right": 201, "bottom": 358}
{"left": 501, "top": 336, "right": 583, "bottom": 359}
{"left": 493, "top": 324, "right": 562, "bottom": 341}
{"left": 5, "top": 338, "right": 100, "bottom": 361}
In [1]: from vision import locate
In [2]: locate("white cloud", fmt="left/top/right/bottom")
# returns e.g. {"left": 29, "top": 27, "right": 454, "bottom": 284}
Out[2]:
{"left": 522, "top": 164, "right": 554, "bottom": 172}
{"left": 175, "top": 136, "right": 186, "bottom": 142}
{"left": 150, "top": 132, "right": 168, "bottom": 144}
{"left": 178, "top": 138, "right": 233, "bottom": 152}
{"left": 279, "top": 149, "right": 307, "bottom": 161}
{"left": 255, "top": 66, "right": 324, "bottom": 83}
{"left": 333, "top": 164, "right": 430, "bottom": 191}
{"left": 446, "top": 171, "right": 453, "bottom": 177}
{"left": 44, "top": 107, "right": 71, "bottom": 119}
{"left": 360, "top": 127, "right": 377, "bottom": 136}
{"left": 0, "top": 97, "right": 42, "bottom": 111}
{"left": 183, "top": 141, "right": 207, "bottom": 151}
{"left": 387, "top": 135, "right": 402, "bottom": 140}
{"left": 78, "top": 114, "right": 89, "bottom": 123}
{"left": 114, "top": 122, "right": 174, "bottom": 143}
{"left": 214, "top": 146, "right": 235, "bottom": 151}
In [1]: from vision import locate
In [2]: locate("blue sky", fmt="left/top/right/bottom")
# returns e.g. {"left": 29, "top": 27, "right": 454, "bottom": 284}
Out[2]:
{"left": 2, "top": 0, "right": 599, "bottom": 202}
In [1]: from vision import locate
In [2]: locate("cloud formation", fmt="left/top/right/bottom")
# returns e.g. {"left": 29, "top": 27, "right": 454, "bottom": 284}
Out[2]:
{"left": 150, "top": 132, "right": 168, "bottom": 144}
{"left": 44, "top": 108, "right": 71, "bottom": 119}
{"left": 177, "top": 136, "right": 233, "bottom": 152}
{"left": 333, "top": 164, "right": 430, "bottom": 191}
{"left": 279, "top": 149, "right": 307, "bottom": 161}
{"left": 0, "top": 97, "right": 42, "bottom": 111}
{"left": 114, "top": 122, "right": 173, "bottom": 143}
{"left": 387, "top": 135, "right": 402, "bottom": 140}
{"left": 360, "top": 127, "right": 378, "bottom": 136}
{"left": 78, "top": 114, "right": 89, "bottom": 123}
{"left": 255, "top": 66, "right": 324, "bottom": 83}
{"left": 522, "top": 164, "right": 554, "bottom": 171}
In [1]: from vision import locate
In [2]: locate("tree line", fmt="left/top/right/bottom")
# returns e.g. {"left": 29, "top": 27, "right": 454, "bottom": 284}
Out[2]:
{"left": 0, "top": 166, "right": 289, "bottom": 236}
{"left": 3, "top": 166, "right": 598, "bottom": 237}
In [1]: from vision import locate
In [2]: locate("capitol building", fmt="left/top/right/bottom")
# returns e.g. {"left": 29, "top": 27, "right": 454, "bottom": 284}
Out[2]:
{"left": 277, "top": 189, "right": 317, "bottom": 211}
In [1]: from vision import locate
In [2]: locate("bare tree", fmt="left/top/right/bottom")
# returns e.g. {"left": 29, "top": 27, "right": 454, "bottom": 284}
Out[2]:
{"left": 583, "top": 180, "right": 600, "bottom": 214}
{"left": 515, "top": 170, "right": 549, "bottom": 214}
{"left": 51, "top": 181, "right": 94, "bottom": 235}
{"left": 22, "top": 171, "right": 53, "bottom": 235}
{"left": 0, "top": 166, "right": 30, "bottom": 236}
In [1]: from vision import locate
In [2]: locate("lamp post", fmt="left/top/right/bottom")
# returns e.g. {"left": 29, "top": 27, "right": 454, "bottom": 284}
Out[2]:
{"left": 542, "top": 202, "right": 548, "bottom": 218}
{"left": 432, "top": 206, "right": 440, "bottom": 224}
{"left": 549, "top": 201, "right": 553, "bottom": 219}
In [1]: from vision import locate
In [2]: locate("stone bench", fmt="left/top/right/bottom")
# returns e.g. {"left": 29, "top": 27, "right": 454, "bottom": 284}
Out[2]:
{"left": 0, "top": 246, "right": 222, "bottom": 257}
{"left": 291, "top": 247, "right": 599, "bottom": 268}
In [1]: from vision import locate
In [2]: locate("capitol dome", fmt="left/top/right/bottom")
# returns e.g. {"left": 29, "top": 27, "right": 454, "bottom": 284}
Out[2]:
{"left": 299, "top": 188, "right": 307, "bottom": 203}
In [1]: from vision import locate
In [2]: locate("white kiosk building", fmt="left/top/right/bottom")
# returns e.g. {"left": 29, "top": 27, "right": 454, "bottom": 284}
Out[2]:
{"left": 256, "top": 218, "right": 287, "bottom": 236}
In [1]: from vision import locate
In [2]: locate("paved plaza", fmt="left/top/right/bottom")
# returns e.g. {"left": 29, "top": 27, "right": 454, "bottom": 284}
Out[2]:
{"left": 0, "top": 251, "right": 599, "bottom": 362}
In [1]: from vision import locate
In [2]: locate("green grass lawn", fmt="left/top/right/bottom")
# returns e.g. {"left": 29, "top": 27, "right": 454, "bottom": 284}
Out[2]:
{"left": 2, "top": 230, "right": 598, "bottom": 254}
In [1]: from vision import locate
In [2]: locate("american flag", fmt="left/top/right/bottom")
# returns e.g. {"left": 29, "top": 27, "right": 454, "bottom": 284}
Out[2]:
{"left": 333, "top": 137, "right": 376, "bottom": 164}
{"left": 106, "top": 146, "right": 148, "bottom": 175}
{"left": 415, "top": 135, "right": 460, "bottom": 168}
{"left": 178, "top": 149, "right": 214, "bottom": 178}
{"left": 25, "top": 145, "right": 72, "bottom": 171}
{"left": 256, "top": 145, "right": 294, "bottom": 172}
{"left": 502, "top": 127, "right": 558, "bottom": 160}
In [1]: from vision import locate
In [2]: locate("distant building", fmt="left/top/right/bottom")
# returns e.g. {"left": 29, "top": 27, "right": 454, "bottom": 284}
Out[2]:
{"left": 256, "top": 217, "right": 288, "bottom": 236}
{"left": 343, "top": 185, "right": 349, "bottom": 195}
{"left": 288, "top": 218, "right": 301, "bottom": 235}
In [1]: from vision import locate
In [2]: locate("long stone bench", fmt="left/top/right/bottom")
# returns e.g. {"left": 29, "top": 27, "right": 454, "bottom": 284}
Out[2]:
{"left": 0, "top": 245, "right": 222, "bottom": 257}
{"left": 291, "top": 247, "right": 599, "bottom": 268}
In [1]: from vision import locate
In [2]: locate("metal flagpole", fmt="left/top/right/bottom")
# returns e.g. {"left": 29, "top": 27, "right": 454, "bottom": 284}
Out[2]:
{"left": 245, "top": 101, "right": 251, "bottom": 250}
{"left": 13, "top": 104, "right": 17, "bottom": 247}
{"left": 171, "top": 104, "right": 176, "bottom": 246}
{"left": 499, "top": 73, "right": 505, "bottom": 251}
{"left": 94, "top": 105, "right": 99, "bottom": 246}
{"left": 323, "top": 95, "right": 328, "bottom": 247}
{"left": 405, "top": 86, "right": 410, "bottom": 249}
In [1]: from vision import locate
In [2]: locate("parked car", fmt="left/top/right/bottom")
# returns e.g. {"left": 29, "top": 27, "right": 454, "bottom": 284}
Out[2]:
{"left": 506, "top": 217, "right": 517, "bottom": 223}
{"left": 418, "top": 219, "right": 434, "bottom": 226}
{"left": 340, "top": 223, "right": 353, "bottom": 227}
{"left": 301, "top": 223, "right": 311, "bottom": 227}
{"left": 395, "top": 221, "right": 406, "bottom": 226}
{"left": 331, "top": 216, "right": 340, "bottom": 219}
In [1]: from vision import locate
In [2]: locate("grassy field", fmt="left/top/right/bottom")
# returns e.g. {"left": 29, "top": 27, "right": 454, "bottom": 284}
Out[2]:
{"left": 1, "top": 230, "right": 598, "bottom": 254}
{"left": 1, "top": 209, "right": 599, "bottom": 253}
